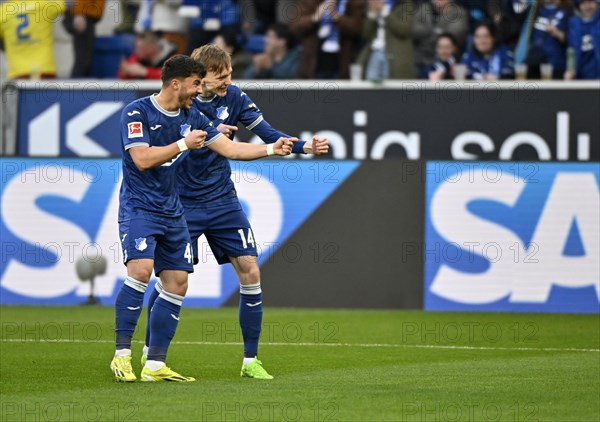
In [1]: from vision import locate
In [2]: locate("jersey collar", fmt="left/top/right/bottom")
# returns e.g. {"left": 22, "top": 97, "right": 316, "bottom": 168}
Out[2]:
{"left": 198, "top": 94, "right": 217, "bottom": 103}
{"left": 150, "top": 94, "right": 181, "bottom": 117}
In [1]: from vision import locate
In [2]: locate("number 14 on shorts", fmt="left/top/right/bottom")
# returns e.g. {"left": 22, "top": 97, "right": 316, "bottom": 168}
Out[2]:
{"left": 238, "top": 229, "right": 255, "bottom": 249}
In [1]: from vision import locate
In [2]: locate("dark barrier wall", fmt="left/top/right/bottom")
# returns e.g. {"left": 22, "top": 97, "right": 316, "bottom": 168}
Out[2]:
{"left": 224, "top": 161, "right": 426, "bottom": 309}
{"left": 9, "top": 81, "right": 600, "bottom": 161}
{"left": 236, "top": 84, "right": 600, "bottom": 162}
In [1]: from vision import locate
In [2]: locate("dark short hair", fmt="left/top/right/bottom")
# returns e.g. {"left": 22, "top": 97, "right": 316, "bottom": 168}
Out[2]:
{"left": 137, "top": 30, "right": 160, "bottom": 44}
{"left": 472, "top": 22, "right": 497, "bottom": 55}
{"left": 473, "top": 22, "right": 496, "bottom": 40}
{"left": 217, "top": 27, "right": 242, "bottom": 54}
{"left": 436, "top": 32, "right": 458, "bottom": 47}
{"left": 161, "top": 55, "right": 205, "bottom": 86}
{"left": 268, "top": 23, "right": 297, "bottom": 50}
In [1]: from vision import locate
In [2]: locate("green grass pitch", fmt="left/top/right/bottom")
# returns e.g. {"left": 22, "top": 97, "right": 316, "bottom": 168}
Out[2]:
{"left": 1, "top": 306, "right": 598, "bottom": 421}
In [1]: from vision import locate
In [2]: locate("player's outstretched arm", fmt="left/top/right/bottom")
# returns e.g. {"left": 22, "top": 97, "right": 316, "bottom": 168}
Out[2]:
{"left": 207, "top": 135, "right": 295, "bottom": 160}
{"left": 303, "top": 135, "right": 330, "bottom": 155}
{"left": 247, "top": 119, "right": 308, "bottom": 154}
{"left": 129, "top": 130, "right": 207, "bottom": 171}
{"left": 249, "top": 119, "right": 327, "bottom": 156}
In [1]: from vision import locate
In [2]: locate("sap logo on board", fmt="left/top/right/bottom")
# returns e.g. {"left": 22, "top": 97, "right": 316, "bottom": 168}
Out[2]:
{"left": 425, "top": 163, "right": 599, "bottom": 311}
{"left": 0, "top": 160, "right": 284, "bottom": 304}
{"left": 0, "top": 159, "right": 359, "bottom": 306}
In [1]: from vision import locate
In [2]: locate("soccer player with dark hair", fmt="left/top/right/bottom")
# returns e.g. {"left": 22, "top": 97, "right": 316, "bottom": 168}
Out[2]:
{"left": 111, "top": 55, "right": 294, "bottom": 382}
{"left": 142, "top": 45, "right": 329, "bottom": 380}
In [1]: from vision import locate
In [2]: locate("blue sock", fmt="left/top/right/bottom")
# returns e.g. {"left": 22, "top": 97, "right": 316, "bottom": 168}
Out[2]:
{"left": 115, "top": 277, "right": 147, "bottom": 350}
{"left": 147, "top": 290, "right": 183, "bottom": 362}
{"left": 144, "top": 281, "right": 162, "bottom": 349}
{"left": 239, "top": 283, "right": 263, "bottom": 358}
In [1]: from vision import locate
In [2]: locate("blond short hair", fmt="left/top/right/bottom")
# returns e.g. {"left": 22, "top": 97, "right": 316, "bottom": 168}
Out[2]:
{"left": 190, "top": 44, "right": 232, "bottom": 75}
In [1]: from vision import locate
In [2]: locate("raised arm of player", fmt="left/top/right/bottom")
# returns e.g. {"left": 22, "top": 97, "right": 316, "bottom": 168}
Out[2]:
{"left": 246, "top": 119, "right": 306, "bottom": 153}
{"left": 207, "top": 135, "right": 295, "bottom": 160}
{"left": 234, "top": 88, "right": 329, "bottom": 155}
{"left": 129, "top": 130, "right": 207, "bottom": 171}
{"left": 196, "top": 107, "right": 294, "bottom": 160}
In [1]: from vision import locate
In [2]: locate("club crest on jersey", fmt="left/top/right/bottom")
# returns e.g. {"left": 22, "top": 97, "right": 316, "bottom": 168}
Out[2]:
{"left": 135, "top": 237, "right": 147, "bottom": 251}
{"left": 128, "top": 122, "right": 143, "bottom": 138}
{"left": 180, "top": 124, "right": 191, "bottom": 137}
{"left": 216, "top": 106, "right": 229, "bottom": 120}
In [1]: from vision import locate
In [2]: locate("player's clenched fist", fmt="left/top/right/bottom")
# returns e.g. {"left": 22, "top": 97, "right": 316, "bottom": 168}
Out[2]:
{"left": 185, "top": 130, "right": 207, "bottom": 150}
{"left": 311, "top": 136, "right": 329, "bottom": 155}
{"left": 272, "top": 137, "right": 297, "bottom": 156}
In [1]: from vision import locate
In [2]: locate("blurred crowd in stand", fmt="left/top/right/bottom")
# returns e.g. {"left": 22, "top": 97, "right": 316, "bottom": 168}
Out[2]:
{"left": 1, "top": 0, "right": 599, "bottom": 81}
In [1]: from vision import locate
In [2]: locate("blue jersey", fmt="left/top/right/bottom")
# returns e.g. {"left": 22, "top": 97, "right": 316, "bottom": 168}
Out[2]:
{"left": 178, "top": 84, "right": 306, "bottom": 205}
{"left": 568, "top": 11, "right": 600, "bottom": 80}
{"left": 531, "top": 5, "right": 570, "bottom": 71}
{"left": 461, "top": 44, "right": 514, "bottom": 79}
{"left": 424, "top": 56, "right": 456, "bottom": 79}
{"left": 119, "top": 95, "right": 222, "bottom": 221}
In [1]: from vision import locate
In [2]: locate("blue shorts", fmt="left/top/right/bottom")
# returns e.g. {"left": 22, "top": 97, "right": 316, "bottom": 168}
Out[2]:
{"left": 119, "top": 215, "right": 194, "bottom": 276}
{"left": 184, "top": 200, "right": 258, "bottom": 265}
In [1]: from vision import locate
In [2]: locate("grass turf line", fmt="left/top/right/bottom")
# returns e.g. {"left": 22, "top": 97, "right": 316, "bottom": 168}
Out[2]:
{"left": 1, "top": 306, "right": 598, "bottom": 421}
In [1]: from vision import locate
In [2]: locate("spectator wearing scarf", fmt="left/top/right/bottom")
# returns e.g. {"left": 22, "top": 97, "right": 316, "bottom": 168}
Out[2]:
{"left": 357, "top": 0, "right": 416, "bottom": 80}
{"left": 290, "top": 0, "right": 365, "bottom": 78}
{"left": 461, "top": 22, "right": 515, "bottom": 79}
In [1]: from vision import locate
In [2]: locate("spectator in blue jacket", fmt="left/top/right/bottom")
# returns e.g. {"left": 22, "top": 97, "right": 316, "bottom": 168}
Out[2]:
{"left": 426, "top": 33, "right": 459, "bottom": 79}
{"left": 565, "top": 0, "right": 600, "bottom": 79}
{"left": 213, "top": 27, "right": 253, "bottom": 80}
{"left": 461, "top": 22, "right": 514, "bottom": 79}
{"left": 243, "top": 23, "right": 299, "bottom": 79}
{"left": 526, "top": 0, "right": 572, "bottom": 78}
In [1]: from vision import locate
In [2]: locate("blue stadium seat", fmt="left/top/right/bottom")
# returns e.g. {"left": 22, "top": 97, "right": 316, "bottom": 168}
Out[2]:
{"left": 244, "top": 35, "right": 265, "bottom": 54}
{"left": 91, "top": 35, "right": 135, "bottom": 78}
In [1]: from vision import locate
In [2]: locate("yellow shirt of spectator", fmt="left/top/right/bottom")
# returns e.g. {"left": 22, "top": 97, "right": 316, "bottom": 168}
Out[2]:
{"left": 0, "top": 0, "right": 66, "bottom": 79}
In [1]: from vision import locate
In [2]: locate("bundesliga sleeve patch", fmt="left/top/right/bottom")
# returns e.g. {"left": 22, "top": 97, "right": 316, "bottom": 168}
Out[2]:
{"left": 128, "top": 122, "right": 144, "bottom": 138}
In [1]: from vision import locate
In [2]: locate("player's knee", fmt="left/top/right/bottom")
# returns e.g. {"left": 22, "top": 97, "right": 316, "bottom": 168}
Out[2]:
{"left": 127, "top": 263, "right": 152, "bottom": 282}
{"left": 159, "top": 271, "right": 189, "bottom": 296}
{"left": 173, "top": 280, "right": 188, "bottom": 296}
{"left": 129, "top": 270, "right": 152, "bottom": 283}
{"left": 239, "top": 263, "right": 260, "bottom": 284}
{"left": 174, "top": 277, "right": 188, "bottom": 291}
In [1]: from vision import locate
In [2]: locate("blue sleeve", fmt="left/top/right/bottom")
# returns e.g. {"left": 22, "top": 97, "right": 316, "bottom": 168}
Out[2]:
{"left": 461, "top": 52, "right": 477, "bottom": 79}
{"left": 557, "top": 10, "right": 569, "bottom": 33}
{"left": 195, "top": 110, "right": 223, "bottom": 146}
{"left": 121, "top": 104, "right": 150, "bottom": 151}
{"left": 500, "top": 46, "right": 515, "bottom": 77}
{"left": 237, "top": 89, "right": 307, "bottom": 153}
{"left": 252, "top": 119, "right": 307, "bottom": 154}
{"left": 568, "top": 17, "right": 579, "bottom": 50}
{"left": 237, "top": 90, "right": 265, "bottom": 131}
